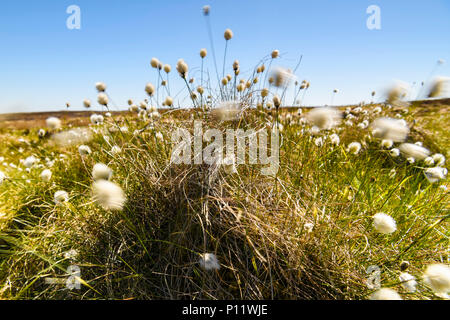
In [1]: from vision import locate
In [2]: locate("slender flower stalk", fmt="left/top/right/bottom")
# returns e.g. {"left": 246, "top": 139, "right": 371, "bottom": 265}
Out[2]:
{"left": 203, "top": 6, "right": 221, "bottom": 98}
{"left": 222, "top": 29, "right": 233, "bottom": 80}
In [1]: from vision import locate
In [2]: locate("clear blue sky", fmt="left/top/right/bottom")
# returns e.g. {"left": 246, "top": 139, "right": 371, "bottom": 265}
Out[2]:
{"left": 1, "top": 0, "right": 449, "bottom": 113}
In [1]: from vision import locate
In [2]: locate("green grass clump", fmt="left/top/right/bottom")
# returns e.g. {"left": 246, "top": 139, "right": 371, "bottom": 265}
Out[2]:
{"left": 0, "top": 102, "right": 448, "bottom": 300}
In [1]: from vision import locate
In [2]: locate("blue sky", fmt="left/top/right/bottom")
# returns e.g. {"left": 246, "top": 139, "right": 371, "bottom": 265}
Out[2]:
{"left": 0, "top": 0, "right": 449, "bottom": 113}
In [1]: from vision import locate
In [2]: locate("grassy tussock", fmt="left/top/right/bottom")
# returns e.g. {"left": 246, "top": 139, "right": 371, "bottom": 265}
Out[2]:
{"left": 0, "top": 103, "right": 448, "bottom": 300}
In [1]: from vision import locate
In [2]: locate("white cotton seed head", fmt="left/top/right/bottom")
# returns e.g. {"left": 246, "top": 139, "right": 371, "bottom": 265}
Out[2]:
{"left": 304, "top": 222, "right": 314, "bottom": 233}
{"left": 347, "top": 142, "right": 361, "bottom": 155}
{"left": 199, "top": 253, "right": 220, "bottom": 271}
{"left": 23, "top": 156, "right": 37, "bottom": 168}
{"left": 310, "top": 126, "right": 320, "bottom": 136}
{"left": 155, "top": 132, "right": 163, "bottom": 141}
{"left": 390, "top": 148, "right": 400, "bottom": 157}
{"left": 54, "top": 190, "right": 69, "bottom": 204}
{"left": 432, "top": 153, "right": 445, "bottom": 166}
{"left": 111, "top": 146, "right": 122, "bottom": 155}
{"left": 369, "top": 288, "right": 402, "bottom": 300}
{"left": 145, "top": 83, "right": 155, "bottom": 96}
{"left": 95, "top": 82, "right": 107, "bottom": 92}
{"left": 164, "top": 96, "right": 173, "bottom": 107}
{"left": 90, "top": 114, "right": 104, "bottom": 125}
{"left": 150, "top": 57, "right": 160, "bottom": 69}
{"left": 314, "top": 137, "right": 323, "bottom": 147}
{"left": 51, "top": 128, "right": 92, "bottom": 148}
{"left": 428, "top": 76, "right": 450, "bottom": 98}
{"left": 373, "top": 106, "right": 382, "bottom": 114}
{"left": 38, "top": 129, "right": 46, "bottom": 137}
{"left": 373, "top": 212, "right": 397, "bottom": 234}
{"left": 97, "top": 93, "right": 108, "bottom": 106}
{"left": 385, "top": 81, "right": 409, "bottom": 106}
{"left": 357, "top": 120, "right": 369, "bottom": 129}
{"left": 78, "top": 145, "right": 92, "bottom": 156}
{"left": 271, "top": 50, "right": 279, "bottom": 59}
{"left": 399, "top": 143, "right": 430, "bottom": 161}
{"left": 329, "top": 133, "right": 340, "bottom": 145}
{"left": 83, "top": 99, "right": 91, "bottom": 108}
{"left": 371, "top": 117, "right": 409, "bottom": 142}
{"left": 46, "top": 117, "right": 61, "bottom": 130}
{"left": 423, "top": 264, "right": 450, "bottom": 297}
{"left": 224, "top": 28, "right": 233, "bottom": 40}
{"left": 92, "top": 180, "right": 126, "bottom": 211}
{"left": 64, "top": 249, "right": 78, "bottom": 259}
{"left": 176, "top": 59, "right": 189, "bottom": 78}
{"left": 424, "top": 157, "right": 435, "bottom": 166}
{"left": 139, "top": 101, "right": 147, "bottom": 110}
{"left": 381, "top": 139, "right": 393, "bottom": 149}
{"left": 0, "top": 171, "right": 6, "bottom": 185}
{"left": 40, "top": 169, "right": 52, "bottom": 182}
{"left": 424, "top": 167, "right": 448, "bottom": 183}
{"left": 306, "top": 107, "right": 342, "bottom": 130}
{"left": 151, "top": 111, "right": 160, "bottom": 119}
{"left": 92, "top": 163, "right": 112, "bottom": 181}
{"left": 210, "top": 101, "right": 241, "bottom": 121}
{"left": 272, "top": 95, "right": 281, "bottom": 108}
{"left": 399, "top": 272, "right": 417, "bottom": 293}
{"left": 270, "top": 67, "right": 295, "bottom": 88}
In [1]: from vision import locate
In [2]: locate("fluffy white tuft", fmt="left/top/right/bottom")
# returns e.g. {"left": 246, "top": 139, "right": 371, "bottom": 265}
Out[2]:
{"left": 432, "top": 153, "right": 445, "bottom": 166}
{"left": 0, "top": 171, "right": 6, "bottom": 185}
{"left": 46, "top": 117, "right": 61, "bottom": 130}
{"left": 371, "top": 117, "right": 409, "bottom": 142}
{"left": 24, "top": 156, "right": 37, "bottom": 168}
{"left": 40, "top": 169, "right": 52, "bottom": 182}
{"left": 373, "top": 212, "right": 397, "bottom": 234}
{"left": 423, "top": 264, "right": 450, "bottom": 298}
{"left": 92, "top": 180, "right": 126, "bottom": 211}
{"left": 329, "top": 133, "right": 340, "bottom": 145}
{"left": 423, "top": 167, "right": 447, "bottom": 183}
{"left": 199, "top": 253, "right": 220, "bottom": 271}
{"left": 369, "top": 288, "right": 402, "bottom": 300}
{"left": 347, "top": 142, "right": 361, "bottom": 155}
{"left": 78, "top": 145, "right": 92, "bottom": 156}
{"left": 54, "top": 190, "right": 69, "bottom": 204}
{"left": 95, "top": 82, "right": 107, "bottom": 92}
{"left": 399, "top": 143, "right": 430, "bottom": 161}
{"left": 390, "top": 148, "right": 400, "bottom": 157}
{"left": 399, "top": 272, "right": 417, "bottom": 293}
{"left": 306, "top": 107, "right": 342, "bottom": 130}
{"left": 51, "top": 128, "right": 92, "bottom": 147}
{"left": 92, "top": 163, "right": 113, "bottom": 181}
{"left": 381, "top": 139, "right": 393, "bottom": 149}
{"left": 111, "top": 146, "right": 122, "bottom": 155}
